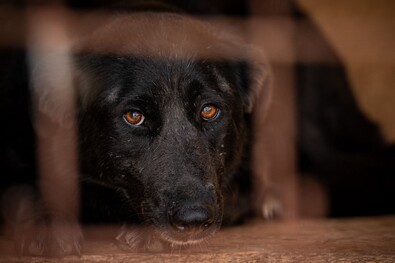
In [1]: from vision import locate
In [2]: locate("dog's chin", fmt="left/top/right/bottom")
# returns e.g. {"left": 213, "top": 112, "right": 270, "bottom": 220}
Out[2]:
{"left": 155, "top": 224, "right": 220, "bottom": 247}
{"left": 116, "top": 222, "right": 221, "bottom": 252}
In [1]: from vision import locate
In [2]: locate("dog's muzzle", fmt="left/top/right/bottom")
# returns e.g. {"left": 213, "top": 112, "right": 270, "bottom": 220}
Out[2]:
{"left": 159, "top": 202, "right": 221, "bottom": 245}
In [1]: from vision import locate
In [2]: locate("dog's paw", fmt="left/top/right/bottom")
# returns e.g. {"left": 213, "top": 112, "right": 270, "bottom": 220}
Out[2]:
{"left": 116, "top": 225, "right": 164, "bottom": 252}
{"left": 261, "top": 195, "right": 282, "bottom": 219}
{"left": 15, "top": 218, "right": 83, "bottom": 257}
{"left": 259, "top": 188, "right": 283, "bottom": 219}
{"left": 1, "top": 185, "right": 83, "bottom": 256}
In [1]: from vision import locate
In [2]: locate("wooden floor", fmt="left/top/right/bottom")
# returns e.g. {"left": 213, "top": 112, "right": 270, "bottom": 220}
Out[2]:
{"left": 0, "top": 216, "right": 394, "bottom": 262}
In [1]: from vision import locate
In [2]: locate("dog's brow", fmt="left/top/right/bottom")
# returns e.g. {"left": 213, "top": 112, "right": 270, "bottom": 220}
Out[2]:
{"left": 212, "top": 67, "right": 232, "bottom": 93}
{"left": 105, "top": 85, "right": 121, "bottom": 103}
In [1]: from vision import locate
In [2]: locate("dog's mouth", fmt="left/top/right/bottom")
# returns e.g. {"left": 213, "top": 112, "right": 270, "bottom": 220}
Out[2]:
{"left": 116, "top": 215, "right": 221, "bottom": 252}
{"left": 116, "top": 198, "right": 223, "bottom": 251}
{"left": 154, "top": 213, "right": 222, "bottom": 246}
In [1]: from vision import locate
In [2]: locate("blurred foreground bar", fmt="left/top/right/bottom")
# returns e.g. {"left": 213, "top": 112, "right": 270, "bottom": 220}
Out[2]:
{"left": 0, "top": 216, "right": 394, "bottom": 262}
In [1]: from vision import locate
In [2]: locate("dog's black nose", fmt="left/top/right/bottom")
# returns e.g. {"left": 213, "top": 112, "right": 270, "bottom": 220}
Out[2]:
{"left": 170, "top": 207, "right": 214, "bottom": 232}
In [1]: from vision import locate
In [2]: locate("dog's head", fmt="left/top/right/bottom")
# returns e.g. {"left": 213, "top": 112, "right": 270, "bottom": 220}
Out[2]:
{"left": 74, "top": 13, "right": 271, "bottom": 245}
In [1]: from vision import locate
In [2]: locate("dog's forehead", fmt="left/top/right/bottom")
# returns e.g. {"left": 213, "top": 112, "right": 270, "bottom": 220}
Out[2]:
{"left": 116, "top": 57, "right": 233, "bottom": 100}
{"left": 73, "top": 12, "right": 264, "bottom": 111}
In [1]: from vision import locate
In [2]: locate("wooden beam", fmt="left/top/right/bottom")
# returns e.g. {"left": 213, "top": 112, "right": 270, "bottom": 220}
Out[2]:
{"left": 1, "top": 217, "right": 394, "bottom": 262}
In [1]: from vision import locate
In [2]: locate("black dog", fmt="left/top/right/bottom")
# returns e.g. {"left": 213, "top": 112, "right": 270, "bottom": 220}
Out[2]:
{"left": 76, "top": 12, "right": 271, "bottom": 246}
{"left": 0, "top": 11, "right": 271, "bottom": 254}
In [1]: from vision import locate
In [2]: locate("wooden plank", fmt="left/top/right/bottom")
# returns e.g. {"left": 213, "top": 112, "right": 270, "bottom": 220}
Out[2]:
{"left": 1, "top": 216, "right": 394, "bottom": 262}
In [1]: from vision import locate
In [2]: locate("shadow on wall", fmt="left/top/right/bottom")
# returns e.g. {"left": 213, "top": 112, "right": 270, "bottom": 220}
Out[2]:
{"left": 250, "top": 0, "right": 395, "bottom": 217}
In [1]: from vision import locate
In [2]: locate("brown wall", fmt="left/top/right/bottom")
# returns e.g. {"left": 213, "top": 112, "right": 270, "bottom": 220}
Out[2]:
{"left": 298, "top": 0, "right": 395, "bottom": 143}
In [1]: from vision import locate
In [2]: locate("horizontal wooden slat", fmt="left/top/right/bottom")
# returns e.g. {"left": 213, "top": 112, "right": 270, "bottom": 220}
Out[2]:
{"left": 0, "top": 216, "right": 394, "bottom": 262}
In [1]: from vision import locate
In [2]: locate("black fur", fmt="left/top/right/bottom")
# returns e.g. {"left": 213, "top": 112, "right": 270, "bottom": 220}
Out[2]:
{"left": 77, "top": 55, "right": 255, "bottom": 243}
{"left": 77, "top": 56, "right": 253, "bottom": 221}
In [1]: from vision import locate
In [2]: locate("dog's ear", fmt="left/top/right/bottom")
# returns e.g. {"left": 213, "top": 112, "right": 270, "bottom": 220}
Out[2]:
{"left": 235, "top": 52, "right": 272, "bottom": 115}
{"left": 217, "top": 39, "right": 272, "bottom": 116}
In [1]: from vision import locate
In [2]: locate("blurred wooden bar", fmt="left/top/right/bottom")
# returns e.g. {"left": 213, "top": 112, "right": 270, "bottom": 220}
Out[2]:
{"left": 0, "top": 216, "right": 394, "bottom": 262}
{"left": 249, "top": 0, "right": 299, "bottom": 220}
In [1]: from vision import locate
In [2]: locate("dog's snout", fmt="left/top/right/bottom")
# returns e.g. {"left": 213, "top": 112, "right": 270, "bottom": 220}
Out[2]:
{"left": 170, "top": 206, "right": 214, "bottom": 233}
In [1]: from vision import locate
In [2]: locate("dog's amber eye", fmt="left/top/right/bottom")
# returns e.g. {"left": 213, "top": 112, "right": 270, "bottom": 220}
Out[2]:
{"left": 200, "top": 104, "right": 220, "bottom": 121}
{"left": 124, "top": 111, "right": 145, "bottom": 126}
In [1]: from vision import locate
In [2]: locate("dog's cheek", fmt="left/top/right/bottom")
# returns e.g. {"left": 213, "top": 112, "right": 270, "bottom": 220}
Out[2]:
{"left": 206, "top": 125, "right": 245, "bottom": 187}
{"left": 224, "top": 114, "right": 248, "bottom": 166}
{"left": 106, "top": 155, "right": 148, "bottom": 212}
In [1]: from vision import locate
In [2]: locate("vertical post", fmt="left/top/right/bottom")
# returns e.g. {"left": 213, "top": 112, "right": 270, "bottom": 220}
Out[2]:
{"left": 27, "top": 5, "right": 79, "bottom": 226}
{"left": 248, "top": 0, "right": 299, "bottom": 219}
